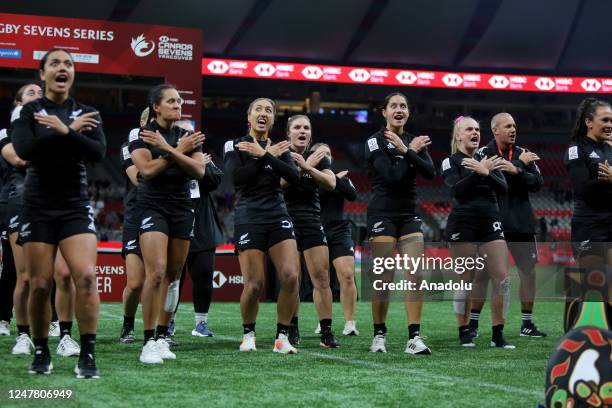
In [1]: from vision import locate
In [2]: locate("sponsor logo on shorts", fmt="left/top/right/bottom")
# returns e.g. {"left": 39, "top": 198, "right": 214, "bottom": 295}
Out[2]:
{"left": 88, "top": 221, "right": 96, "bottom": 232}
{"left": 372, "top": 221, "right": 385, "bottom": 233}
{"left": 450, "top": 232, "right": 461, "bottom": 241}
{"left": 125, "top": 240, "right": 137, "bottom": 250}
{"left": 141, "top": 216, "right": 154, "bottom": 230}
{"left": 349, "top": 246, "right": 354, "bottom": 253}
{"left": 281, "top": 220, "right": 293, "bottom": 229}
{"left": 578, "top": 240, "right": 591, "bottom": 252}
{"left": 19, "top": 222, "right": 31, "bottom": 238}
{"left": 9, "top": 215, "right": 19, "bottom": 229}
{"left": 492, "top": 221, "right": 502, "bottom": 232}
{"left": 238, "top": 233, "right": 250, "bottom": 245}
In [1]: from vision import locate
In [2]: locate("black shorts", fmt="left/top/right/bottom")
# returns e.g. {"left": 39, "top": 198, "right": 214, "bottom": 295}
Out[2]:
{"left": 0, "top": 202, "right": 7, "bottom": 241}
{"left": 367, "top": 214, "right": 422, "bottom": 239}
{"left": 294, "top": 223, "right": 327, "bottom": 252}
{"left": 138, "top": 201, "right": 194, "bottom": 240}
{"left": 505, "top": 233, "right": 538, "bottom": 270}
{"left": 234, "top": 218, "right": 295, "bottom": 252}
{"left": 325, "top": 223, "right": 354, "bottom": 260}
{"left": 19, "top": 205, "right": 96, "bottom": 245}
{"left": 122, "top": 220, "right": 141, "bottom": 258}
{"left": 446, "top": 214, "right": 505, "bottom": 243}
{"left": 571, "top": 217, "right": 612, "bottom": 258}
{"left": 6, "top": 200, "right": 23, "bottom": 235}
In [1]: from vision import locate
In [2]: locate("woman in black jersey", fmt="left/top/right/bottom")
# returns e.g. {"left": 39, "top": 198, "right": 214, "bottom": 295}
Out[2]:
{"left": 282, "top": 115, "right": 339, "bottom": 348}
{"left": 118, "top": 108, "right": 150, "bottom": 344}
{"left": 441, "top": 116, "right": 514, "bottom": 349}
{"left": 364, "top": 93, "right": 435, "bottom": 354}
{"left": 129, "top": 84, "right": 204, "bottom": 364}
{"left": 12, "top": 48, "right": 106, "bottom": 377}
{"left": 563, "top": 98, "right": 612, "bottom": 330}
{"left": 312, "top": 142, "right": 359, "bottom": 336}
{"left": 223, "top": 97, "right": 301, "bottom": 354}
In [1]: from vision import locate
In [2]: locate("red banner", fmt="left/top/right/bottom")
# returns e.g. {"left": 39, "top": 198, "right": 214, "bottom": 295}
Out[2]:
{"left": 0, "top": 13, "right": 202, "bottom": 126}
{"left": 203, "top": 57, "right": 612, "bottom": 94}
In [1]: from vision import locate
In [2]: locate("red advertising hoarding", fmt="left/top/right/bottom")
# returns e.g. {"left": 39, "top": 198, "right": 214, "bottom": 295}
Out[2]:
{"left": 0, "top": 13, "right": 202, "bottom": 126}
{"left": 203, "top": 57, "right": 612, "bottom": 94}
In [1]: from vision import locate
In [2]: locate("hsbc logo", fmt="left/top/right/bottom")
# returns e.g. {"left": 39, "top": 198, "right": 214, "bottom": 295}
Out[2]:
{"left": 396, "top": 71, "right": 417, "bottom": 84}
{"left": 489, "top": 75, "right": 509, "bottom": 89}
{"left": 535, "top": 77, "right": 555, "bottom": 91}
{"left": 302, "top": 66, "right": 323, "bottom": 80}
{"left": 349, "top": 69, "right": 370, "bottom": 82}
{"left": 254, "top": 63, "right": 276, "bottom": 77}
{"left": 581, "top": 79, "right": 601, "bottom": 92}
{"left": 208, "top": 60, "right": 229, "bottom": 74}
{"left": 442, "top": 73, "right": 463, "bottom": 87}
{"left": 212, "top": 271, "right": 227, "bottom": 288}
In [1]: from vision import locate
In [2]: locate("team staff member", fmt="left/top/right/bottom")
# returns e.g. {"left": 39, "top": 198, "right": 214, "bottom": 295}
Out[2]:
{"left": 224, "top": 97, "right": 301, "bottom": 354}
{"left": 129, "top": 84, "right": 205, "bottom": 364}
{"left": 283, "top": 115, "right": 339, "bottom": 348}
{"left": 564, "top": 98, "right": 612, "bottom": 330}
{"left": 313, "top": 143, "right": 359, "bottom": 336}
{"left": 469, "top": 113, "right": 546, "bottom": 338}
{"left": 364, "top": 93, "right": 435, "bottom": 354}
{"left": 12, "top": 48, "right": 106, "bottom": 377}
{"left": 441, "top": 116, "right": 514, "bottom": 349}
{"left": 119, "top": 108, "right": 150, "bottom": 344}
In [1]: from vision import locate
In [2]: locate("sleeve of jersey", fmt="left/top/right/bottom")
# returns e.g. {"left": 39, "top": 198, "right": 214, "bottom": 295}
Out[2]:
{"left": 223, "top": 140, "right": 263, "bottom": 185}
{"left": 405, "top": 148, "right": 436, "bottom": 179}
{"left": 565, "top": 146, "right": 603, "bottom": 197}
{"left": 11, "top": 103, "right": 46, "bottom": 160}
{"left": 263, "top": 151, "right": 300, "bottom": 184}
{"left": 485, "top": 169, "right": 508, "bottom": 194}
{"left": 441, "top": 157, "right": 481, "bottom": 198}
{"left": 366, "top": 138, "right": 409, "bottom": 183}
{"left": 199, "top": 161, "right": 224, "bottom": 191}
{"left": 336, "top": 176, "right": 357, "bottom": 201}
{"left": 66, "top": 109, "right": 106, "bottom": 161}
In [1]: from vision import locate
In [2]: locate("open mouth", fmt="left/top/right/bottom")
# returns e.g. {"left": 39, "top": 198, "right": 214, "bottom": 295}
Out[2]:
{"left": 256, "top": 117, "right": 267, "bottom": 126}
{"left": 470, "top": 136, "right": 479, "bottom": 143}
{"left": 54, "top": 73, "right": 69, "bottom": 87}
{"left": 393, "top": 114, "right": 404, "bottom": 121}
{"left": 297, "top": 135, "right": 307, "bottom": 142}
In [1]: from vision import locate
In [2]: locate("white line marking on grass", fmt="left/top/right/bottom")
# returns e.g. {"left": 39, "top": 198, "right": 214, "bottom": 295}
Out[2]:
{"left": 216, "top": 335, "right": 541, "bottom": 398}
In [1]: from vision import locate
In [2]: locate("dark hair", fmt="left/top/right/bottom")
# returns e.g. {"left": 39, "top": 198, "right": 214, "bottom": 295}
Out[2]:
{"left": 571, "top": 98, "right": 612, "bottom": 141}
{"left": 147, "top": 84, "right": 177, "bottom": 121}
{"left": 14, "top": 83, "right": 41, "bottom": 106}
{"left": 38, "top": 48, "right": 74, "bottom": 71}
{"left": 380, "top": 92, "right": 410, "bottom": 111}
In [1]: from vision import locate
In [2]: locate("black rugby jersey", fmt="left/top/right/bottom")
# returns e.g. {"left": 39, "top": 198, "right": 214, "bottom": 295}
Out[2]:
{"left": 128, "top": 121, "right": 202, "bottom": 202}
{"left": 564, "top": 137, "right": 612, "bottom": 221}
{"left": 364, "top": 128, "right": 435, "bottom": 217}
{"left": 441, "top": 151, "right": 507, "bottom": 218}
{"left": 320, "top": 175, "right": 357, "bottom": 229}
{"left": 479, "top": 140, "right": 543, "bottom": 234}
{"left": 121, "top": 136, "right": 139, "bottom": 224}
{"left": 189, "top": 160, "right": 224, "bottom": 253}
{"left": 283, "top": 150, "right": 331, "bottom": 227}
{"left": 11, "top": 97, "right": 106, "bottom": 208}
{"left": 223, "top": 135, "right": 299, "bottom": 225}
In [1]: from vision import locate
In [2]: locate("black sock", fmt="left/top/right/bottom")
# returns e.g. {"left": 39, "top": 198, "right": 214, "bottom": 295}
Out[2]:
{"left": 373, "top": 323, "right": 387, "bottom": 336}
{"left": 80, "top": 334, "right": 96, "bottom": 358}
{"left": 469, "top": 309, "right": 480, "bottom": 328}
{"left": 156, "top": 326, "right": 168, "bottom": 339}
{"left": 123, "top": 315, "right": 135, "bottom": 328}
{"left": 320, "top": 319, "right": 332, "bottom": 334}
{"left": 59, "top": 321, "right": 72, "bottom": 338}
{"left": 408, "top": 324, "right": 420, "bottom": 339}
{"left": 521, "top": 309, "right": 533, "bottom": 326}
{"left": 276, "top": 323, "right": 290, "bottom": 338}
{"left": 33, "top": 337, "right": 49, "bottom": 352}
{"left": 459, "top": 325, "right": 470, "bottom": 337}
{"left": 290, "top": 316, "right": 298, "bottom": 326}
{"left": 17, "top": 325, "right": 30, "bottom": 336}
{"left": 143, "top": 329, "right": 155, "bottom": 345}
{"left": 492, "top": 324, "right": 504, "bottom": 340}
{"left": 243, "top": 322, "right": 256, "bottom": 334}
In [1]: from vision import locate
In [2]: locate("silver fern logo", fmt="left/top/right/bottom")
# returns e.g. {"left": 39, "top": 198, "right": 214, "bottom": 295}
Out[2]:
{"left": 130, "top": 34, "right": 155, "bottom": 57}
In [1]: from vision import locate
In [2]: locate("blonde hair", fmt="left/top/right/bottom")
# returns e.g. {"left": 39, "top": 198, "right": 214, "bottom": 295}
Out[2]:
{"left": 451, "top": 116, "right": 477, "bottom": 154}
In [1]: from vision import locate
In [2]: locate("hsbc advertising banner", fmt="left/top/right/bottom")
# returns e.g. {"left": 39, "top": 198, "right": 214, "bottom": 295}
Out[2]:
{"left": 203, "top": 57, "right": 612, "bottom": 94}
{"left": 0, "top": 13, "right": 202, "bottom": 125}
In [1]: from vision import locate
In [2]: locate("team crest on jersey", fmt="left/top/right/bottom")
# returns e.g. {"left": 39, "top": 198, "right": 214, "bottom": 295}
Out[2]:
{"left": 69, "top": 109, "right": 83, "bottom": 120}
{"left": 568, "top": 146, "right": 578, "bottom": 160}
{"left": 367, "top": 138, "right": 379, "bottom": 152}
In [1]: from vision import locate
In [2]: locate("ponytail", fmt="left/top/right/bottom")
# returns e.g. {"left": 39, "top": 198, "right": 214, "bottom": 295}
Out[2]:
{"left": 571, "top": 98, "right": 611, "bottom": 142}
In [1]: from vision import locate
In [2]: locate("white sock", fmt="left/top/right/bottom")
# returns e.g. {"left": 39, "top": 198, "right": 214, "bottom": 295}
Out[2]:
{"left": 195, "top": 313, "right": 208, "bottom": 325}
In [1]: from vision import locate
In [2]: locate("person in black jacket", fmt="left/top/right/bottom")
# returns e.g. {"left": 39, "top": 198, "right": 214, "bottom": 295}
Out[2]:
{"left": 11, "top": 48, "right": 106, "bottom": 377}
{"left": 441, "top": 116, "right": 514, "bottom": 349}
{"left": 469, "top": 113, "right": 547, "bottom": 338}
{"left": 563, "top": 98, "right": 612, "bottom": 331}
{"left": 223, "top": 97, "right": 300, "bottom": 354}
{"left": 312, "top": 142, "right": 359, "bottom": 336}
{"left": 364, "top": 93, "right": 436, "bottom": 354}
{"left": 129, "top": 84, "right": 205, "bottom": 364}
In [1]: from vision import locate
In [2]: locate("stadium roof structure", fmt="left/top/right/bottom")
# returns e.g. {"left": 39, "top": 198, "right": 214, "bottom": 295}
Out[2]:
{"left": 2, "top": 0, "right": 610, "bottom": 75}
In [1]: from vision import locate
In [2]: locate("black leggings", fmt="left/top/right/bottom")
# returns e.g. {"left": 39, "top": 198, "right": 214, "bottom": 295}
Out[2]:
{"left": 0, "top": 238, "right": 16, "bottom": 322}
{"left": 177, "top": 249, "right": 215, "bottom": 314}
